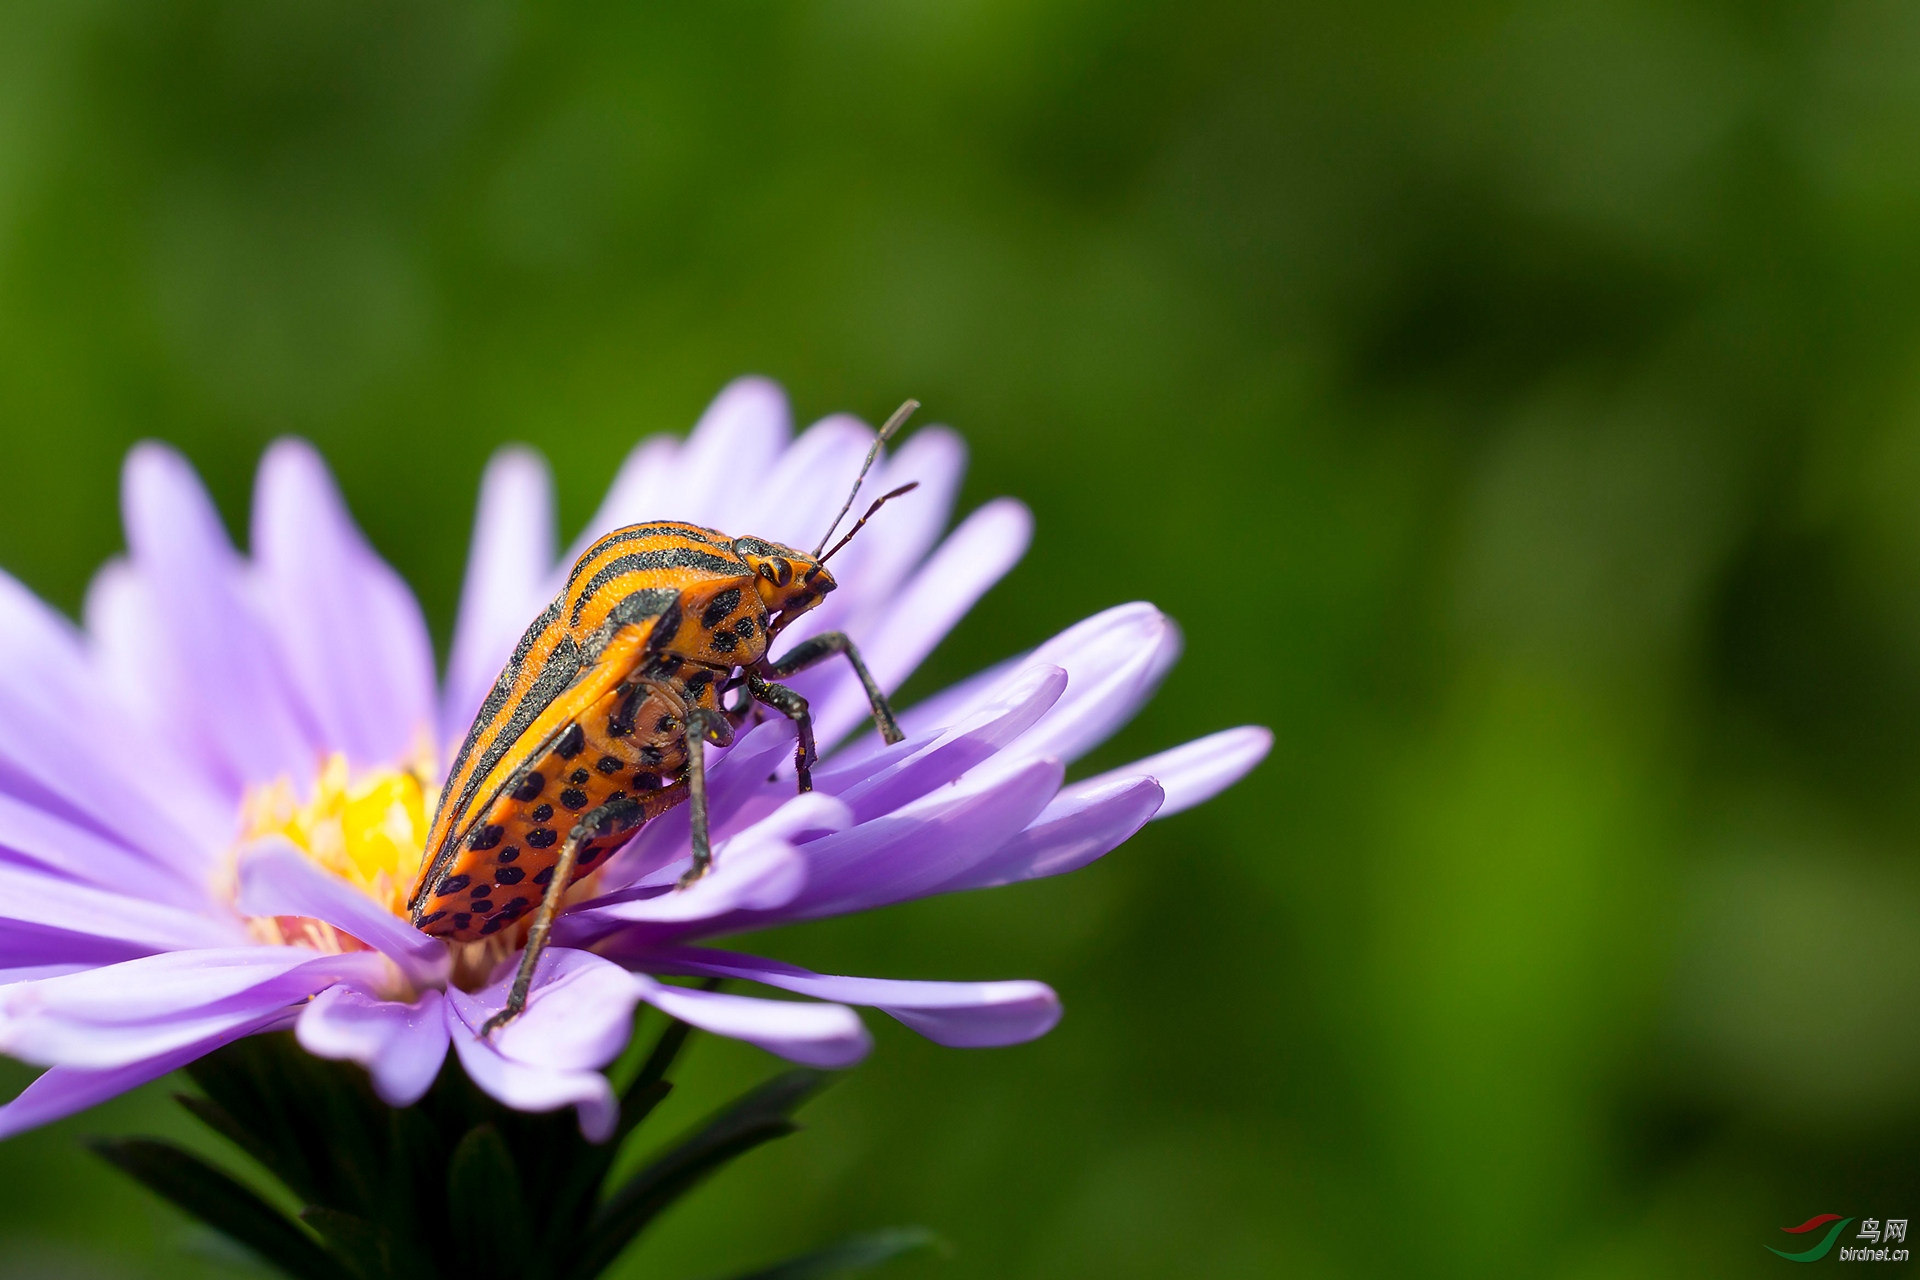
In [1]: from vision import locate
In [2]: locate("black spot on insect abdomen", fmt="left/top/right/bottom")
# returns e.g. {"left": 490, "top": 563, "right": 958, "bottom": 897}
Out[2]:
{"left": 415, "top": 663, "right": 729, "bottom": 942}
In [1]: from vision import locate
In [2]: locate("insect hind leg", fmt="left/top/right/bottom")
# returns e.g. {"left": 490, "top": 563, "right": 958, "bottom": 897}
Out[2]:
{"left": 676, "top": 707, "right": 732, "bottom": 890}
{"left": 764, "top": 631, "right": 903, "bottom": 745}
{"left": 481, "top": 795, "right": 643, "bottom": 1037}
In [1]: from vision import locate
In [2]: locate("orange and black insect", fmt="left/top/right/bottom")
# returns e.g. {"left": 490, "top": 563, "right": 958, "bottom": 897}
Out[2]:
{"left": 409, "top": 401, "right": 922, "bottom": 1032}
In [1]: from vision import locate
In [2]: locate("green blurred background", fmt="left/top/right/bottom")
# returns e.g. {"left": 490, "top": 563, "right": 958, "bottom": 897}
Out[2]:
{"left": 0, "top": 1, "right": 1916, "bottom": 1276}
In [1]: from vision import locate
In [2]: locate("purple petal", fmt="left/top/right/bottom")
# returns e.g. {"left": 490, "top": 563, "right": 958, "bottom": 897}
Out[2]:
{"left": 235, "top": 838, "right": 447, "bottom": 988}
{"left": 675, "top": 376, "right": 792, "bottom": 531}
{"left": 0, "top": 565, "right": 90, "bottom": 694}
{"left": 253, "top": 440, "right": 436, "bottom": 767}
{"left": 824, "top": 426, "right": 969, "bottom": 615}
{"left": 992, "top": 603, "right": 1181, "bottom": 768}
{"left": 816, "top": 663, "right": 1066, "bottom": 822}
{"left": 0, "top": 1010, "right": 292, "bottom": 1140}
{"left": 297, "top": 986, "right": 449, "bottom": 1107}
{"left": 934, "top": 775, "right": 1165, "bottom": 892}
{"left": 0, "top": 864, "right": 244, "bottom": 951}
{"left": 453, "top": 949, "right": 644, "bottom": 1072}
{"left": 740, "top": 790, "right": 857, "bottom": 845}
{"left": 80, "top": 560, "right": 235, "bottom": 830}
{"left": 0, "top": 948, "right": 388, "bottom": 1068}
{"left": 81, "top": 558, "right": 158, "bottom": 725}
{"left": 0, "top": 948, "right": 322, "bottom": 1020}
{"left": 761, "top": 423, "right": 969, "bottom": 652}
{"left": 635, "top": 979, "right": 872, "bottom": 1068}
{"left": 0, "top": 920, "right": 160, "bottom": 981}
{"left": 558, "top": 435, "right": 679, "bottom": 573}
{"left": 735, "top": 414, "right": 873, "bottom": 551}
{"left": 0, "top": 787, "right": 202, "bottom": 908}
{"left": 563, "top": 828, "right": 808, "bottom": 935}
{"left": 851, "top": 604, "right": 1184, "bottom": 777}
{"left": 443, "top": 447, "right": 557, "bottom": 745}
{"left": 2, "top": 562, "right": 231, "bottom": 871}
{"left": 640, "top": 947, "right": 1061, "bottom": 1048}
{"left": 443, "top": 980, "right": 618, "bottom": 1142}
{"left": 826, "top": 653, "right": 1026, "bottom": 775}
{"left": 0, "top": 701, "right": 216, "bottom": 885}
{"left": 562, "top": 793, "right": 847, "bottom": 941}
{"left": 800, "top": 499, "right": 1033, "bottom": 747}
{"left": 771, "top": 757, "right": 1063, "bottom": 923}
{"left": 0, "top": 965, "right": 104, "bottom": 984}
{"left": 600, "top": 719, "right": 801, "bottom": 889}
{"left": 1087, "top": 726, "right": 1272, "bottom": 818}
{"left": 122, "top": 443, "right": 317, "bottom": 790}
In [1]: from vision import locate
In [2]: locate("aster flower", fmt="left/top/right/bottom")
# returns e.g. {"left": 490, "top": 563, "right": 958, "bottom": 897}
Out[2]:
{"left": 0, "top": 377, "right": 1269, "bottom": 1146}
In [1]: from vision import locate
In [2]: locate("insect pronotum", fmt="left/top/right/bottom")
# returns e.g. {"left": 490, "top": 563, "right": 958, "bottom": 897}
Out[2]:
{"left": 408, "top": 401, "right": 923, "bottom": 1033}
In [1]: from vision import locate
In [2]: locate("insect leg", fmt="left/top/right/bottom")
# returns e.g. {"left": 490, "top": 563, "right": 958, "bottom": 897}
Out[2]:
{"left": 677, "top": 707, "right": 729, "bottom": 890}
{"left": 482, "top": 795, "right": 643, "bottom": 1037}
{"left": 764, "top": 632, "right": 904, "bottom": 745}
{"left": 722, "top": 674, "right": 755, "bottom": 718}
{"left": 745, "top": 671, "right": 816, "bottom": 791}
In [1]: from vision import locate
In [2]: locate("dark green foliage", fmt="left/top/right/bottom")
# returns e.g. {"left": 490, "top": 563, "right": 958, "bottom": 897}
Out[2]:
{"left": 87, "top": 1137, "right": 349, "bottom": 1280}
{"left": 8, "top": 2, "right": 1920, "bottom": 1276}
{"left": 569, "top": 1071, "right": 825, "bottom": 1280}
{"left": 86, "top": 1030, "right": 906, "bottom": 1280}
{"left": 720, "top": 1228, "right": 942, "bottom": 1280}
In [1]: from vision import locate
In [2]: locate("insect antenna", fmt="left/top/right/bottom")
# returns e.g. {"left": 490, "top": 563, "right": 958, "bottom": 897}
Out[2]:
{"left": 819, "top": 481, "right": 920, "bottom": 564}
{"left": 811, "top": 398, "right": 920, "bottom": 558}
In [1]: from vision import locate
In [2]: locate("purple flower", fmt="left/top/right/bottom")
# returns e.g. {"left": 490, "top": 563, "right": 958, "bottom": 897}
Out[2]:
{"left": 0, "top": 378, "right": 1268, "bottom": 1142}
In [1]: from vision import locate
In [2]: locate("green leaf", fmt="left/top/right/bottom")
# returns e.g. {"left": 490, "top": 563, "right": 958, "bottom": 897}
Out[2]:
{"left": 522, "top": 1010, "right": 696, "bottom": 1265}
{"left": 566, "top": 1070, "right": 830, "bottom": 1280}
{"left": 721, "top": 1227, "right": 944, "bottom": 1280}
{"left": 618, "top": 1077, "right": 674, "bottom": 1139}
{"left": 529, "top": 1077, "right": 674, "bottom": 1266}
{"left": 185, "top": 1034, "right": 389, "bottom": 1215}
{"left": 300, "top": 1207, "right": 391, "bottom": 1280}
{"left": 174, "top": 1091, "right": 294, "bottom": 1190}
{"left": 625, "top": 1014, "right": 699, "bottom": 1104}
{"left": 182, "top": 1041, "right": 327, "bottom": 1204}
{"left": 87, "top": 1138, "right": 349, "bottom": 1280}
{"left": 447, "top": 1123, "right": 535, "bottom": 1280}
{"left": 375, "top": 1099, "right": 448, "bottom": 1277}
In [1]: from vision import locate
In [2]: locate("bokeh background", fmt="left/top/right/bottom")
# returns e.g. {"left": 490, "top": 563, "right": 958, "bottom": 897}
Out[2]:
{"left": 0, "top": 1, "right": 1916, "bottom": 1276}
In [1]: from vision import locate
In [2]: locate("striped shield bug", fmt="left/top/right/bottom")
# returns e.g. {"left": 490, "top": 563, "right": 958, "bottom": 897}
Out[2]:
{"left": 409, "top": 401, "right": 923, "bottom": 1033}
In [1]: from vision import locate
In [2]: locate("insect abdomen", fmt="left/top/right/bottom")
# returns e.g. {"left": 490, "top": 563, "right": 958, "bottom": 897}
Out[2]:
{"left": 410, "top": 519, "right": 760, "bottom": 940}
{"left": 412, "top": 665, "right": 722, "bottom": 939}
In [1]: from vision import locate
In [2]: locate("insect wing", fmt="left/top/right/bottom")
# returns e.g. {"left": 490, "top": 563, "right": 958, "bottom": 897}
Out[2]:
{"left": 410, "top": 608, "right": 675, "bottom": 925}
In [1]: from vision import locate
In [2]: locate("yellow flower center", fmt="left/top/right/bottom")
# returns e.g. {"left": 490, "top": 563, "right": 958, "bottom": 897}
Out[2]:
{"left": 235, "top": 754, "right": 437, "bottom": 954}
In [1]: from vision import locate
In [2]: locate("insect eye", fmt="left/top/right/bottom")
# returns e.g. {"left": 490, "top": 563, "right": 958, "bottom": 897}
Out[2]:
{"left": 757, "top": 563, "right": 777, "bottom": 582}
{"left": 772, "top": 558, "right": 794, "bottom": 586}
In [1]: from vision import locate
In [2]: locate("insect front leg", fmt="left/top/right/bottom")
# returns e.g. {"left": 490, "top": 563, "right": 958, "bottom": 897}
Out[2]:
{"left": 677, "top": 707, "right": 730, "bottom": 890}
{"left": 745, "top": 671, "right": 817, "bottom": 791}
{"left": 765, "top": 631, "right": 904, "bottom": 745}
{"left": 481, "top": 795, "right": 643, "bottom": 1037}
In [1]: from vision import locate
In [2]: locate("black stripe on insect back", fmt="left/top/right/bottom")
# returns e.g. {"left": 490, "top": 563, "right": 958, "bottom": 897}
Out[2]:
{"left": 583, "top": 586, "right": 681, "bottom": 661}
{"left": 608, "top": 585, "right": 681, "bottom": 625}
{"left": 565, "top": 524, "right": 728, "bottom": 589}
{"left": 425, "top": 596, "right": 565, "bottom": 878}
{"left": 568, "top": 547, "right": 744, "bottom": 625}
{"left": 444, "top": 634, "right": 586, "bottom": 866}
